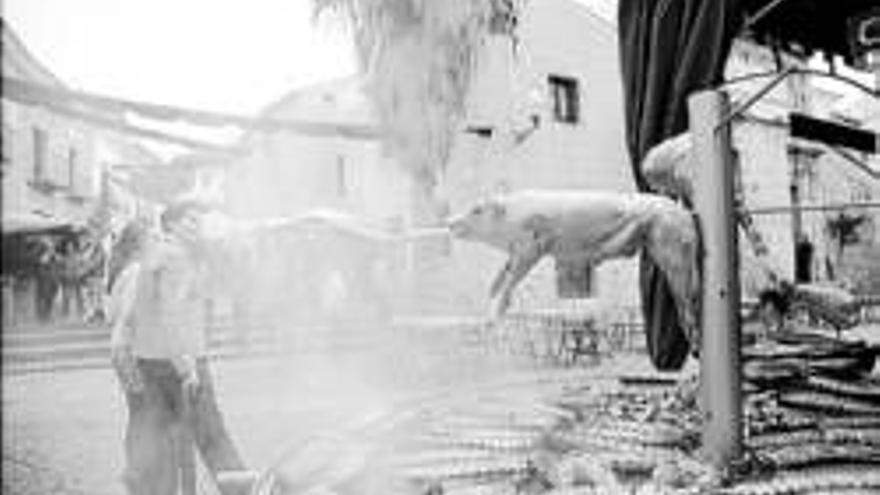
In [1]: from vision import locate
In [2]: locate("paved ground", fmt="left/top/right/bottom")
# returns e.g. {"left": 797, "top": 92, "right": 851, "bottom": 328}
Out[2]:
{"left": 0, "top": 316, "right": 621, "bottom": 495}
{"left": 7, "top": 321, "right": 874, "bottom": 495}
{"left": 3, "top": 354, "right": 381, "bottom": 495}
{"left": 2, "top": 314, "right": 688, "bottom": 495}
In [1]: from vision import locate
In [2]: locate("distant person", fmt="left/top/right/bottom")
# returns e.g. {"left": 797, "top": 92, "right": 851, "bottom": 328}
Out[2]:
{"left": 58, "top": 230, "right": 100, "bottom": 322}
{"left": 31, "top": 235, "right": 61, "bottom": 322}
{"left": 795, "top": 234, "right": 814, "bottom": 283}
{"left": 109, "top": 200, "right": 249, "bottom": 495}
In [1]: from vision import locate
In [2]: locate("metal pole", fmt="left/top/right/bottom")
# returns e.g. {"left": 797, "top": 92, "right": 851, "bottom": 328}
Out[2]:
{"left": 688, "top": 90, "right": 742, "bottom": 469}
{"left": 745, "top": 201, "right": 880, "bottom": 215}
{"left": 714, "top": 66, "right": 795, "bottom": 133}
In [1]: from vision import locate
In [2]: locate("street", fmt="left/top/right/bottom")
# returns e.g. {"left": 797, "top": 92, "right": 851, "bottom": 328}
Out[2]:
{"left": 2, "top": 318, "right": 676, "bottom": 495}
{"left": 3, "top": 0, "right": 879, "bottom": 493}
{"left": 5, "top": 315, "right": 876, "bottom": 495}
{"left": 3, "top": 354, "right": 385, "bottom": 495}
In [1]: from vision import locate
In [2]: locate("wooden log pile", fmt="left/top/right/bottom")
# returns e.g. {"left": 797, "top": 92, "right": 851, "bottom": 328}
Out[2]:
{"left": 257, "top": 328, "right": 878, "bottom": 494}
{"left": 741, "top": 328, "right": 880, "bottom": 481}
{"left": 392, "top": 335, "right": 880, "bottom": 495}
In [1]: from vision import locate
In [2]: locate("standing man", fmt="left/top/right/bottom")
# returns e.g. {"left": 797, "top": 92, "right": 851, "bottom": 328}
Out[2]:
{"left": 110, "top": 200, "right": 248, "bottom": 495}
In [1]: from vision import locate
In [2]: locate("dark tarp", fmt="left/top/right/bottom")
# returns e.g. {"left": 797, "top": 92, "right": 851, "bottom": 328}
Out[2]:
{"left": 740, "top": 0, "right": 879, "bottom": 67}
{"left": 617, "top": 0, "right": 742, "bottom": 370}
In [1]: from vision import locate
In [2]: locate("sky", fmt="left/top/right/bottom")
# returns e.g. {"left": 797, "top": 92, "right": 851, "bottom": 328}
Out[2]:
{"left": 2, "top": 0, "right": 617, "bottom": 159}
{"left": 4, "top": 0, "right": 617, "bottom": 116}
{"left": 4, "top": 0, "right": 870, "bottom": 126}
{"left": 4, "top": 0, "right": 360, "bottom": 115}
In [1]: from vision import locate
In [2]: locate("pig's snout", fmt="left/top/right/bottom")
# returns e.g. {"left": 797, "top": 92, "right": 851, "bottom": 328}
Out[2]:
{"left": 446, "top": 214, "right": 472, "bottom": 238}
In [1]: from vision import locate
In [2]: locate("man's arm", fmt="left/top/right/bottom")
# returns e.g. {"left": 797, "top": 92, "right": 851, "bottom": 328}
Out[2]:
{"left": 110, "top": 263, "right": 140, "bottom": 348}
{"left": 109, "top": 263, "right": 143, "bottom": 393}
{"left": 170, "top": 262, "right": 206, "bottom": 392}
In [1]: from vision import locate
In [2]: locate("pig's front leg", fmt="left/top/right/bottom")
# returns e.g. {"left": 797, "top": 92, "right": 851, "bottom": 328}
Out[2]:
{"left": 488, "top": 262, "right": 515, "bottom": 319}
{"left": 488, "top": 236, "right": 550, "bottom": 319}
{"left": 489, "top": 258, "right": 513, "bottom": 298}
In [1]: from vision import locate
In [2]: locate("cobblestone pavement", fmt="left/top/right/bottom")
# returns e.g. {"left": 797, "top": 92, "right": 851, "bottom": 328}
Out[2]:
{"left": 4, "top": 314, "right": 873, "bottom": 495}
{"left": 2, "top": 354, "right": 381, "bottom": 495}
{"left": 0, "top": 318, "right": 695, "bottom": 495}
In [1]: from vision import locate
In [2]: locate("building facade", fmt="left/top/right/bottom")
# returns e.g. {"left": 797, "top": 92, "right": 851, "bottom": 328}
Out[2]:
{"left": 435, "top": 0, "right": 637, "bottom": 316}
{"left": 226, "top": 77, "right": 410, "bottom": 226}
{"left": 224, "top": 2, "right": 880, "bottom": 321}
{"left": 2, "top": 22, "right": 156, "bottom": 326}
{"left": 725, "top": 39, "right": 880, "bottom": 297}
{"left": 225, "top": 0, "right": 640, "bottom": 319}
{"left": 2, "top": 23, "right": 101, "bottom": 233}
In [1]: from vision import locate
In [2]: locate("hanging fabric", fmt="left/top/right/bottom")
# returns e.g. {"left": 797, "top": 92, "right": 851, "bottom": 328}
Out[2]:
{"left": 617, "top": 0, "right": 742, "bottom": 370}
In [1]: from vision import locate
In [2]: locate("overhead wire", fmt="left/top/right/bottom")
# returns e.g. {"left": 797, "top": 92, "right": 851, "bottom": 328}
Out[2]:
{"left": 3, "top": 76, "right": 382, "bottom": 154}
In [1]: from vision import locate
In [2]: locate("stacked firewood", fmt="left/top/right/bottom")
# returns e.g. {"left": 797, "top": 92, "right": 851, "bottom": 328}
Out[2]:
{"left": 258, "top": 358, "right": 879, "bottom": 495}
{"left": 741, "top": 329, "right": 880, "bottom": 475}
{"left": 258, "top": 323, "right": 878, "bottom": 494}
{"left": 390, "top": 348, "right": 880, "bottom": 495}
{"left": 388, "top": 379, "right": 718, "bottom": 495}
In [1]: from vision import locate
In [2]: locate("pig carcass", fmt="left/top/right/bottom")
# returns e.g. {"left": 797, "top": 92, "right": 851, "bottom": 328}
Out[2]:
{"left": 642, "top": 132, "right": 696, "bottom": 203}
{"left": 448, "top": 189, "right": 701, "bottom": 347}
{"left": 643, "top": 132, "right": 770, "bottom": 260}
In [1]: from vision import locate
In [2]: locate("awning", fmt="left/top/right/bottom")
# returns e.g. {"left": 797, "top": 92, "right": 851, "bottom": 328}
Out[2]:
{"left": 1, "top": 212, "right": 78, "bottom": 234}
{"left": 741, "top": 0, "right": 878, "bottom": 65}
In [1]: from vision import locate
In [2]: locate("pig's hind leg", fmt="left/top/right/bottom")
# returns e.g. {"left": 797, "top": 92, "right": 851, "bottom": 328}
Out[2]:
{"left": 645, "top": 209, "right": 701, "bottom": 352}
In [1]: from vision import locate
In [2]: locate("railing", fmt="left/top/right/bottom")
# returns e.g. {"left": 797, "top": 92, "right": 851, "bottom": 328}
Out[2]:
{"left": 858, "top": 294, "right": 880, "bottom": 324}
{"left": 3, "top": 292, "right": 648, "bottom": 374}
{"left": 459, "top": 309, "right": 646, "bottom": 367}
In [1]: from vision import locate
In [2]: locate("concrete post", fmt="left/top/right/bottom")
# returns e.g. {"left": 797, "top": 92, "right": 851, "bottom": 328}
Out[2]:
{"left": 688, "top": 90, "right": 743, "bottom": 469}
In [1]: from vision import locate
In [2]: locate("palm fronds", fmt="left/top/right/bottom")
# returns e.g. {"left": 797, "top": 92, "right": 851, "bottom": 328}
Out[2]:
{"left": 313, "top": 0, "right": 525, "bottom": 186}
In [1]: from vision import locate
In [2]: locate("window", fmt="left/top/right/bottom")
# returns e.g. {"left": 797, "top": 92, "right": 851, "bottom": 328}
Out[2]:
{"left": 68, "top": 149, "right": 77, "bottom": 189}
{"left": 1, "top": 124, "right": 13, "bottom": 167}
{"left": 787, "top": 144, "right": 822, "bottom": 200}
{"left": 67, "top": 148, "right": 81, "bottom": 195}
{"left": 33, "top": 127, "right": 48, "bottom": 183}
{"left": 335, "top": 154, "right": 347, "bottom": 197}
{"left": 787, "top": 143, "right": 823, "bottom": 162}
{"left": 548, "top": 75, "right": 579, "bottom": 124}
{"left": 489, "top": 0, "right": 518, "bottom": 35}
{"left": 436, "top": 201, "right": 452, "bottom": 256}
{"left": 556, "top": 258, "right": 593, "bottom": 298}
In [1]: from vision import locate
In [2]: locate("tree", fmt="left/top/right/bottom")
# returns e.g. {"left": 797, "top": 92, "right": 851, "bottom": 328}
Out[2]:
{"left": 313, "top": 0, "right": 524, "bottom": 224}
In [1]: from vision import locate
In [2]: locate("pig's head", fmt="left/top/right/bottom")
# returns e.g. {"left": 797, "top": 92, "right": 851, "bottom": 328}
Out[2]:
{"left": 447, "top": 197, "right": 510, "bottom": 244}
